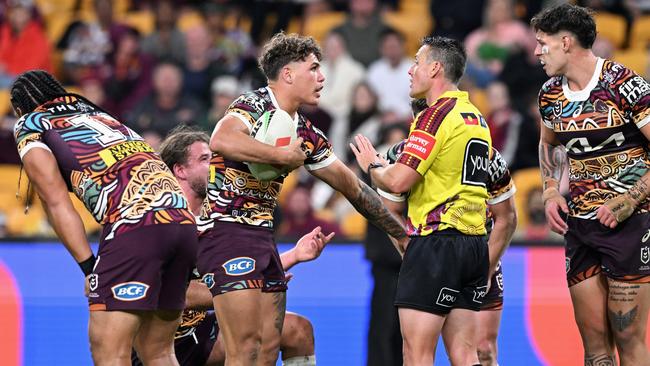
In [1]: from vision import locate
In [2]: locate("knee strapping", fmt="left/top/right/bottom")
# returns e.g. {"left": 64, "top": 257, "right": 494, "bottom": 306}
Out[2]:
{"left": 283, "top": 355, "right": 316, "bottom": 366}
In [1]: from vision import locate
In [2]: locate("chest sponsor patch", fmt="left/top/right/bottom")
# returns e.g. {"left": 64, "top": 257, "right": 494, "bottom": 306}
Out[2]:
{"left": 462, "top": 139, "right": 490, "bottom": 187}
{"left": 403, "top": 130, "right": 436, "bottom": 161}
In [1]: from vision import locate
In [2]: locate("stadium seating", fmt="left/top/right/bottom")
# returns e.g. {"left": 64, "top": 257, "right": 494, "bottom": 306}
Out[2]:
{"left": 593, "top": 12, "right": 627, "bottom": 49}
{"left": 613, "top": 48, "right": 649, "bottom": 76}
{"left": 511, "top": 167, "right": 542, "bottom": 229}
{"left": 302, "top": 12, "right": 346, "bottom": 45}
{"left": 629, "top": 15, "right": 650, "bottom": 50}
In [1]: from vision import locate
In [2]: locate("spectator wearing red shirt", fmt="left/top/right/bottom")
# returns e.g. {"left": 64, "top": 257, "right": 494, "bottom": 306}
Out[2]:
{"left": 0, "top": 0, "right": 52, "bottom": 87}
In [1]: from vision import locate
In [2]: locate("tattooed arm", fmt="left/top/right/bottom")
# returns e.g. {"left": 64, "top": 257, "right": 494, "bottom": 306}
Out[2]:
{"left": 539, "top": 126, "right": 570, "bottom": 234}
{"left": 597, "top": 123, "right": 650, "bottom": 227}
{"left": 309, "top": 160, "right": 408, "bottom": 245}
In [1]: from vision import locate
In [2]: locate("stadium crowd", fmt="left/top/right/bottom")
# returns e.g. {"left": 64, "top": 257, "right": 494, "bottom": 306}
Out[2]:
{"left": 0, "top": 0, "right": 648, "bottom": 243}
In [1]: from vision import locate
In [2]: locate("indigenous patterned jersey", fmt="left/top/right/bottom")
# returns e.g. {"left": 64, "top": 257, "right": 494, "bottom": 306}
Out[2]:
{"left": 380, "top": 144, "right": 515, "bottom": 233}
{"left": 394, "top": 91, "right": 491, "bottom": 236}
{"left": 14, "top": 95, "right": 194, "bottom": 240}
{"left": 539, "top": 58, "right": 650, "bottom": 219}
{"left": 175, "top": 268, "right": 208, "bottom": 339}
{"left": 202, "top": 87, "right": 336, "bottom": 229}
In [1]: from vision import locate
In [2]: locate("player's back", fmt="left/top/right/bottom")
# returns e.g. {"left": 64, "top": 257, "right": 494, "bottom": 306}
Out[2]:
{"left": 14, "top": 95, "right": 193, "bottom": 239}
{"left": 398, "top": 91, "right": 492, "bottom": 236}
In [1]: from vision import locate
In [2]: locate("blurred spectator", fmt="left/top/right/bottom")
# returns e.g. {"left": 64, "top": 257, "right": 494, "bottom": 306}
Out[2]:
{"left": 319, "top": 31, "right": 366, "bottom": 121}
{"left": 523, "top": 187, "right": 551, "bottom": 240}
{"left": 201, "top": 75, "right": 240, "bottom": 132}
{"left": 57, "top": 0, "right": 130, "bottom": 84}
{"left": 485, "top": 81, "right": 522, "bottom": 165}
{"left": 592, "top": 36, "right": 615, "bottom": 59}
{"left": 367, "top": 29, "right": 412, "bottom": 122}
{"left": 509, "top": 90, "right": 540, "bottom": 173}
{"left": 102, "top": 28, "right": 154, "bottom": 119}
{"left": 246, "top": 0, "right": 302, "bottom": 45}
{"left": 141, "top": 0, "right": 187, "bottom": 65}
{"left": 430, "top": 0, "right": 486, "bottom": 40}
{"left": 277, "top": 185, "right": 342, "bottom": 241}
{"left": 0, "top": 0, "right": 52, "bottom": 87}
{"left": 128, "top": 61, "right": 205, "bottom": 137}
{"left": 57, "top": 21, "right": 110, "bottom": 85}
{"left": 346, "top": 82, "right": 383, "bottom": 157}
{"left": 78, "top": 76, "right": 108, "bottom": 109}
{"left": 464, "top": 0, "right": 536, "bottom": 87}
{"left": 332, "top": 0, "right": 391, "bottom": 67}
{"left": 0, "top": 115, "right": 20, "bottom": 165}
{"left": 183, "top": 26, "right": 229, "bottom": 107}
{"left": 202, "top": 2, "right": 256, "bottom": 73}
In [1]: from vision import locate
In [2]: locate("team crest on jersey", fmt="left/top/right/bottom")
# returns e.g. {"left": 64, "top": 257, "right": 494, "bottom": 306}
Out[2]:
{"left": 641, "top": 246, "right": 650, "bottom": 265}
{"left": 553, "top": 101, "right": 562, "bottom": 118}
{"left": 88, "top": 274, "right": 99, "bottom": 292}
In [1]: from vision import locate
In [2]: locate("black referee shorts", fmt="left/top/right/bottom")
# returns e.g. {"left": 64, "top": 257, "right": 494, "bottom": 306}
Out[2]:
{"left": 395, "top": 230, "right": 489, "bottom": 315}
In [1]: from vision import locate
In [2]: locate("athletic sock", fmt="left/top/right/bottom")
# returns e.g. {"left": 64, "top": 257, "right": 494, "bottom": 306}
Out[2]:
{"left": 283, "top": 355, "right": 316, "bottom": 366}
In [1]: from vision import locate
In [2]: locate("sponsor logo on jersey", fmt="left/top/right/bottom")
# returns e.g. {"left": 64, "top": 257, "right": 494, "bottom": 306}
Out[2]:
{"left": 111, "top": 282, "right": 150, "bottom": 301}
{"left": 202, "top": 273, "right": 216, "bottom": 289}
{"left": 99, "top": 140, "right": 155, "bottom": 167}
{"left": 403, "top": 131, "right": 436, "bottom": 161}
{"left": 619, "top": 76, "right": 650, "bottom": 105}
{"left": 222, "top": 257, "right": 256, "bottom": 276}
{"left": 436, "top": 287, "right": 459, "bottom": 307}
{"left": 473, "top": 285, "right": 488, "bottom": 303}
{"left": 462, "top": 139, "right": 489, "bottom": 187}
{"left": 565, "top": 132, "right": 625, "bottom": 154}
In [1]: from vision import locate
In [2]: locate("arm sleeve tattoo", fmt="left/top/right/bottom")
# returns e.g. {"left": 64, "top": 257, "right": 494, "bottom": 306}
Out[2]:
{"left": 539, "top": 142, "right": 567, "bottom": 190}
{"left": 350, "top": 180, "right": 407, "bottom": 239}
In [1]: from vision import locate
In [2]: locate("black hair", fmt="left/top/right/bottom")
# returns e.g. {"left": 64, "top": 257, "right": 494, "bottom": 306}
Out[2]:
{"left": 421, "top": 36, "right": 467, "bottom": 84}
{"left": 258, "top": 32, "right": 322, "bottom": 81}
{"left": 530, "top": 4, "right": 596, "bottom": 49}
{"left": 10, "top": 70, "right": 67, "bottom": 116}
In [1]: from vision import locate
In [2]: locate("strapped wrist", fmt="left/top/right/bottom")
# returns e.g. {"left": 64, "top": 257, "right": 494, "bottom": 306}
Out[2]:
{"left": 541, "top": 187, "right": 561, "bottom": 205}
{"left": 78, "top": 254, "right": 96, "bottom": 276}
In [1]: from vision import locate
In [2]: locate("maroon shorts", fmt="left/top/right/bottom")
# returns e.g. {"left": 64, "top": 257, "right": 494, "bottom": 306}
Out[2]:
{"left": 480, "top": 261, "right": 504, "bottom": 311}
{"left": 88, "top": 223, "right": 198, "bottom": 311}
{"left": 196, "top": 222, "right": 287, "bottom": 296}
{"left": 175, "top": 312, "right": 218, "bottom": 366}
{"left": 565, "top": 213, "right": 650, "bottom": 287}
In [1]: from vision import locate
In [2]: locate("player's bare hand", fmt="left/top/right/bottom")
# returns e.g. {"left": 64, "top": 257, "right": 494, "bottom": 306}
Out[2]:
{"left": 281, "top": 137, "right": 307, "bottom": 171}
{"left": 542, "top": 187, "right": 569, "bottom": 235}
{"left": 295, "top": 226, "right": 335, "bottom": 263}
{"left": 597, "top": 193, "right": 636, "bottom": 228}
{"left": 349, "top": 134, "right": 387, "bottom": 174}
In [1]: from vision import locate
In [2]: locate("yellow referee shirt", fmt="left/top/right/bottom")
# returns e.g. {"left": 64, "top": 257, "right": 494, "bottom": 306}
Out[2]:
{"left": 397, "top": 90, "right": 492, "bottom": 236}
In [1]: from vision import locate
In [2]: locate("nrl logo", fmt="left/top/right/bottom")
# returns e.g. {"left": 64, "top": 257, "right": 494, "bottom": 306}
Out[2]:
{"left": 641, "top": 246, "right": 650, "bottom": 265}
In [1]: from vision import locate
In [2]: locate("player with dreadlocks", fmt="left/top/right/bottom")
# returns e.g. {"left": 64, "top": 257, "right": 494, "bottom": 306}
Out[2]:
{"left": 11, "top": 70, "right": 198, "bottom": 365}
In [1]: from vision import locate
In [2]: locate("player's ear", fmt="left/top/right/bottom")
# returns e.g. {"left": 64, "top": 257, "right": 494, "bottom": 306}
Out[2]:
{"left": 429, "top": 60, "right": 441, "bottom": 79}
{"left": 173, "top": 163, "right": 185, "bottom": 180}
{"left": 281, "top": 65, "right": 293, "bottom": 84}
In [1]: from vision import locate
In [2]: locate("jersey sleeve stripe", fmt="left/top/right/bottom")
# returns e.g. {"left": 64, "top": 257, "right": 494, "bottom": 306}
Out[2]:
{"left": 487, "top": 185, "right": 516, "bottom": 205}
{"left": 377, "top": 188, "right": 406, "bottom": 202}
{"left": 304, "top": 153, "right": 337, "bottom": 171}
{"left": 414, "top": 97, "right": 457, "bottom": 135}
{"left": 19, "top": 142, "right": 52, "bottom": 159}
{"left": 636, "top": 113, "right": 650, "bottom": 129}
{"left": 225, "top": 111, "right": 253, "bottom": 132}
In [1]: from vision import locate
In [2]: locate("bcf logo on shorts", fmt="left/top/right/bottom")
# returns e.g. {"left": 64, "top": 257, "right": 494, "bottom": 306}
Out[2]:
{"left": 435, "top": 287, "right": 459, "bottom": 308}
{"left": 111, "top": 282, "right": 150, "bottom": 301}
{"left": 223, "top": 257, "right": 256, "bottom": 276}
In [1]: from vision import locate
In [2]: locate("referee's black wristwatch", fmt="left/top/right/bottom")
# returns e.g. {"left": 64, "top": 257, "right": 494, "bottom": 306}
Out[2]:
{"left": 367, "top": 161, "right": 385, "bottom": 173}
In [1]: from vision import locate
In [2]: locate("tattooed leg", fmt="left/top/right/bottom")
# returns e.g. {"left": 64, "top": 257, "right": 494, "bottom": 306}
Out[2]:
{"left": 259, "top": 291, "right": 287, "bottom": 365}
{"left": 585, "top": 353, "right": 617, "bottom": 366}
{"left": 570, "top": 276, "right": 616, "bottom": 363}
{"left": 607, "top": 279, "right": 650, "bottom": 365}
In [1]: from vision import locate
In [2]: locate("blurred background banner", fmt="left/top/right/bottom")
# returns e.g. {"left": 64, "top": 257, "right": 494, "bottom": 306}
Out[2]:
{"left": 2, "top": 241, "right": 649, "bottom": 365}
